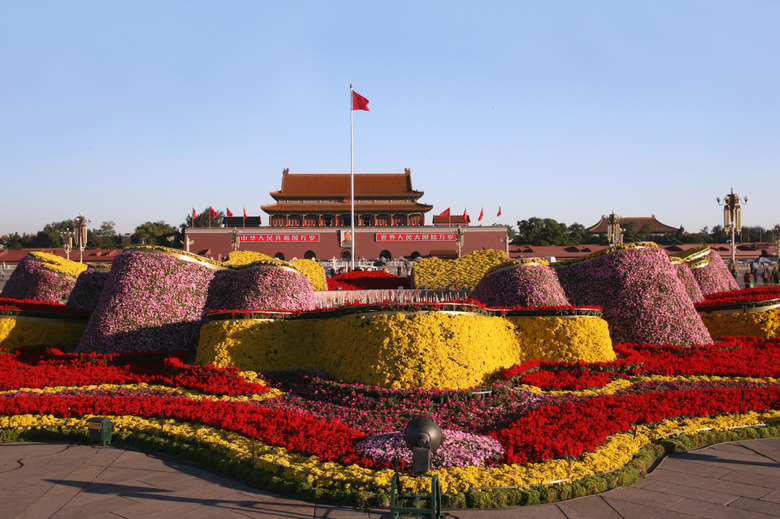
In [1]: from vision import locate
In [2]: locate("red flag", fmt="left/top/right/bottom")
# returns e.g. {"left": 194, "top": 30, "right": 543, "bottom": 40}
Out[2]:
{"left": 209, "top": 207, "right": 217, "bottom": 219}
{"left": 497, "top": 206, "right": 502, "bottom": 217}
{"left": 439, "top": 208, "right": 451, "bottom": 217}
{"left": 226, "top": 207, "right": 234, "bottom": 218}
{"left": 463, "top": 207, "right": 468, "bottom": 218}
{"left": 192, "top": 208, "right": 196, "bottom": 219}
{"left": 243, "top": 207, "right": 247, "bottom": 219}
{"left": 352, "top": 90, "right": 370, "bottom": 111}
{"left": 478, "top": 207, "right": 484, "bottom": 222}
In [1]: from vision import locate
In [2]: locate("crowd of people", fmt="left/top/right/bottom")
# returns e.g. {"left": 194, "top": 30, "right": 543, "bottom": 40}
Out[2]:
{"left": 740, "top": 262, "right": 780, "bottom": 288}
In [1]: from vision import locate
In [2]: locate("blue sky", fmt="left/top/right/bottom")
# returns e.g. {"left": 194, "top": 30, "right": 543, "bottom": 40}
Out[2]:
{"left": 2, "top": 1, "right": 778, "bottom": 237}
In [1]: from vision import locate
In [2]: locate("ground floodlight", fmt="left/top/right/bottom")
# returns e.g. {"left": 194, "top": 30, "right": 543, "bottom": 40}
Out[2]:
{"left": 403, "top": 417, "right": 442, "bottom": 473}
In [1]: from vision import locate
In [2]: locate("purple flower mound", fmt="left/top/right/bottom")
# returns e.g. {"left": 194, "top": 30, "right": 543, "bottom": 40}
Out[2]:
{"left": 672, "top": 261, "right": 704, "bottom": 304}
{"left": 77, "top": 251, "right": 215, "bottom": 354}
{"left": 66, "top": 268, "right": 110, "bottom": 313}
{"left": 205, "top": 265, "right": 316, "bottom": 313}
{"left": 0, "top": 257, "right": 76, "bottom": 302}
{"left": 471, "top": 262, "right": 569, "bottom": 308}
{"left": 692, "top": 249, "right": 740, "bottom": 296}
{"left": 554, "top": 246, "right": 712, "bottom": 345}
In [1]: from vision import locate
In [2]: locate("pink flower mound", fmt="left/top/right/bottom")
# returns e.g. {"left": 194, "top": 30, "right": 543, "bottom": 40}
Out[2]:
{"left": 77, "top": 251, "right": 215, "bottom": 354}
{"left": 66, "top": 267, "right": 110, "bottom": 312}
{"left": 692, "top": 249, "right": 739, "bottom": 296}
{"left": 673, "top": 262, "right": 704, "bottom": 304}
{"left": 205, "top": 265, "right": 316, "bottom": 313}
{"left": 0, "top": 257, "right": 76, "bottom": 303}
{"left": 471, "top": 263, "right": 570, "bottom": 308}
{"left": 554, "top": 246, "right": 712, "bottom": 345}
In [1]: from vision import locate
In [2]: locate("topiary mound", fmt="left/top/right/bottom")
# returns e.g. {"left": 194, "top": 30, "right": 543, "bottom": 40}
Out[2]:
{"left": 412, "top": 249, "right": 507, "bottom": 290}
{"left": 205, "top": 264, "right": 316, "bottom": 313}
{"left": 554, "top": 243, "right": 712, "bottom": 345}
{"left": 1, "top": 252, "right": 87, "bottom": 302}
{"left": 65, "top": 265, "right": 111, "bottom": 313}
{"left": 471, "top": 259, "right": 570, "bottom": 308}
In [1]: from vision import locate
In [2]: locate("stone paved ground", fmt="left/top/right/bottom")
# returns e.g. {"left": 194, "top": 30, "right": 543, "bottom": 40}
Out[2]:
{"left": 0, "top": 439, "right": 778, "bottom": 518}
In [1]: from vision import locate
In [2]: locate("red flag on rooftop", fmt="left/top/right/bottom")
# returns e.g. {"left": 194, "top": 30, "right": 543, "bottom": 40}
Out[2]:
{"left": 463, "top": 207, "right": 468, "bottom": 218}
{"left": 209, "top": 207, "right": 217, "bottom": 219}
{"left": 352, "top": 91, "right": 370, "bottom": 111}
{"left": 497, "top": 206, "right": 502, "bottom": 217}
{"left": 439, "top": 208, "right": 451, "bottom": 217}
{"left": 192, "top": 208, "right": 196, "bottom": 219}
{"left": 226, "top": 207, "right": 233, "bottom": 218}
{"left": 243, "top": 207, "right": 247, "bottom": 219}
{"left": 478, "top": 207, "right": 484, "bottom": 222}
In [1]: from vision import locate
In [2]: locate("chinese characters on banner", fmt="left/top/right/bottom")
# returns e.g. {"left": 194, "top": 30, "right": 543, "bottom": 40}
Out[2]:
{"left": 375, "top": 233, "right": 457, "bottom": 241}
{"left": 239, "top": 234, "right": 320, "bottom": 243}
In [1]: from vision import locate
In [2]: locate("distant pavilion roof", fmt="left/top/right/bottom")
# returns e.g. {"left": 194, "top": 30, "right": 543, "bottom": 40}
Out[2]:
{"left": 586, "top": 215, "right": 679, "bottom": 234}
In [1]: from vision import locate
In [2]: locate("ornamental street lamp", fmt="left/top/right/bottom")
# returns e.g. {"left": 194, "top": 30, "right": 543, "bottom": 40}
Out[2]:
{"left": 456, "top": 227, "right": 464, "bottom": 258}
{"left": 607, "top": 211, "right": 623, "bottom": 247}
{"left": 73, "top": 213, "right": 92, "bottom": 263}
{"left": 231, "top": 228, "right": 240, "bottom": 251}
{"left": 774, "top": 224, "right": 780, "bottom": 260}
{"left": 717, "top": 188, "right": 748, "bottom": 266}
{"left": 61, "top": 229, "right": 74, "bottom": 261}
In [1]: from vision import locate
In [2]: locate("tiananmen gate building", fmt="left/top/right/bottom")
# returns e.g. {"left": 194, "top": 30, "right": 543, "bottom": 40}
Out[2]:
{"left": 183, "top": 169, "right": 508, "bottom": 262}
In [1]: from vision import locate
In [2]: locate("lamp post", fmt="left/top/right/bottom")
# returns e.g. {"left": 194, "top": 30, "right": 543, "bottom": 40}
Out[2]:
{"left": 231, "top": 228, "right": 240, "bottom": 251}
{"left": 607, "top": 211, "right": 623, "bottom": 247}
{"left": 717, "top": 188, "right": 748, "bottom": 267}
{"left": 61, "top": 229, "right": 74, "bottom": 261}
{"left": 774, "top": 224, "right": 780, "bottom": 260}
{"left": 73, "top": 213, "right": 91, "bottom": 263}
{"left": 456, "top": 227, "right": 464, "bottom": 258}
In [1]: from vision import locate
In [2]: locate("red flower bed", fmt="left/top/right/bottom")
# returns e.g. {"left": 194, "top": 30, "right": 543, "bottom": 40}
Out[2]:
{"left": 0, "top": 347, "right": 272, "bottom": 396}
{"left": 326, "top": 270, "right": 411, "bottom": 290}
{"left": 695, "top": 286, "right": 780, "bottom": 311}
{"left": 0, "top": 297, "right": 89, "bottom": 319}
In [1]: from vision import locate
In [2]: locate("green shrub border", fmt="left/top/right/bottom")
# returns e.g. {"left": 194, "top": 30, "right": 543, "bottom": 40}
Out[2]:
{"left": 1, "top": 423, "right": 777, "bottom": 510}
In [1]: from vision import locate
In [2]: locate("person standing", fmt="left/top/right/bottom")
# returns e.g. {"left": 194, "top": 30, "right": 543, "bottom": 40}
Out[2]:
{"left": 744, "top": 271, "right": 753, "bottom": 288}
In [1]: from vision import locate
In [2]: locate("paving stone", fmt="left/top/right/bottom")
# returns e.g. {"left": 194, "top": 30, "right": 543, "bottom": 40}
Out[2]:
{"left": 728, "top": 496, "right": 780, "bottom": 516}
{"left": 658, "top": 457, "right": 733, "bottom": 478}
{"left": 670, "top": 496, "right": 780, "bottom": 518}
{"left": 642, "top": 479, "right": 738, "bottom": 505}
{"left": 650, "top": 467, "right": 773, "bottom": 499}
{"left": 722, "top": 467, "right": 780, "bottom": 489}
{"left": 603, "top": 497, "right": 700, "bottom": 519}
{"left": 556, "top": 496, "right": 623, "bottom": 518}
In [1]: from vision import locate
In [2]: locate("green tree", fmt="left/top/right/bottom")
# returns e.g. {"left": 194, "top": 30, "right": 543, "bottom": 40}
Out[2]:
{"left": 133, "top": 221, "right": 178, "bottom": 246}
{"left": 513, "top": 217, "right": 570, "bottom": 246}
{"left": 88, "top": 221, "right": 120, "bottom": 248}
{"left": 31, "top": 220, "right": 75, "bottom": 247}
{"left": 567, "top": 223, "right": 587, "bottom": 245}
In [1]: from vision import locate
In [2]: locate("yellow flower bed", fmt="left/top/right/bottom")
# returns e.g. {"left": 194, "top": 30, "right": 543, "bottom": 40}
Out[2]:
{"left": 412, "top": 249, "right": 507, "bottom": 290}
{"left": 29, "top": 251, "right": 89, "bottom": 279}
{"left": 224, "top": 250, "right": 275, "bottom": 265}
{"left": 700, "top": 307, "right": 780, "bottom": 340}
{"left": 8, "top": 409, "right": 779, "bottom": 495}
{"left": 0, "top": 317, "right": 85, "bottom": 351}
{"left": 290, "top": 259, "right": 327, "bottom": 291}
{"left": 507, "top": 316, "right": 615, "bottom": 363}
{"left": 197, "top": 312, "right": 615, "bottom": 389}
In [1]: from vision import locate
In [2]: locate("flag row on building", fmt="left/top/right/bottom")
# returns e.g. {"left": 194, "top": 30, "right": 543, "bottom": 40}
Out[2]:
{"left": 439, "top": 206, "right": 502, "bottom": 221}
{"left": 192, "top": 207, "right": 249, "bottom": 219}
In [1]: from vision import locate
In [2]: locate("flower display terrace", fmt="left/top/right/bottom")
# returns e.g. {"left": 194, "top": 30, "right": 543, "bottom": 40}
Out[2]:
{"left": 0, "top": 244, "right": 778, "bottom": 509}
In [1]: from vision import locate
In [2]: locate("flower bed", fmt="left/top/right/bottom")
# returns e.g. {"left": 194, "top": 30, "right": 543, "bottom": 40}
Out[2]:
{"left": 554, "top": 244, "right": 712, "bottom": 345}
{"left": 65, "top": 266, "right": 111, "bottom": 312}
{"left": 669, "top": 258, "right": 704, "bottom": 304}
{"left": 326, "top": 270, "right": 411, "bottom": 290}
{"left": 411, "top": 249, "right": 507, "bottom": 290}
{"left": 1, "top": 252, "right": 87, "bottom": 302}
{"left": 470, "top": 259, "right": 570, "bottom": 308}
{"left": 205, "top": 265, "right": 316, "bottom": 314}
{"left": 198, "top": 302, "right": 614, "bottom": 389}
{"left": 76, "top": 249, "right": 216, "bottom": 354}
{"left": 0, "top": 338, "right": 778, "bottom": 508}
{"left": 696, "top": 287, "right": 780, "bottom": 340}
{"left": 0, "top": 299, "right": 89, "bottom": 351}
{"left": 671, "top": 247, "right": 739, "bottom": 296}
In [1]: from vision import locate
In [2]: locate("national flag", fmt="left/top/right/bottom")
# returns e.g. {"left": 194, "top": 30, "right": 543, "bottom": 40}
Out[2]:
{"left": 478, "top": 207, "right": 484, "bottom": 222}
{"left": 439, "top": 208, "right": 451, "bottom": 217}
{"left": 209, "top": 207, "right": 217, "bottom": 219}
{"left": 352, "top": 90, "right": 370, "bottom": 111}
{"left": 192, "top": 208, "right": 196, "bottom": 219}
{"left": 243, "top": 207, "right": 247, "bottom": 219}
{"left": 226, "top": 207, "right": 234, "bottom": 218}
{"left": 463, "top": 207, "right": 468, "bottom": 218}
{"left": 497, "top": 206, "right": 502, "bottom": 217}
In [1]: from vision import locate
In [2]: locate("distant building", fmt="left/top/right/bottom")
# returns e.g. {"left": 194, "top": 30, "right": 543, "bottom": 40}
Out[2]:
{"left": 586, "top": 215, "right": 679, "bottom": 237}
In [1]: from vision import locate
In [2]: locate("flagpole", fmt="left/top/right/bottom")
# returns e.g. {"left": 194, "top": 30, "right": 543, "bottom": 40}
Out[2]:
{"left": 349, "top": 84, "right": 356, "bottom": 270}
